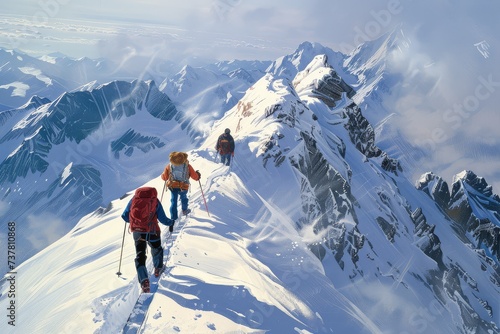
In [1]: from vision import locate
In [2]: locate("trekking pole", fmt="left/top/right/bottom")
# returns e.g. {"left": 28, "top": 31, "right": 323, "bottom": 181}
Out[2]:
{"left": 230, "top": 154, "right": 234, "bottom": 170}
{"left": 116, "top": 221, "right": 127, "bottom": 276}
{"left": 198, "top": 179, "right": 210, "bottom": 217}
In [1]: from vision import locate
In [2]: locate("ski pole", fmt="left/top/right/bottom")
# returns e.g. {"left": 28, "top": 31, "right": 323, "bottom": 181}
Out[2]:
{"left": 198, "top": 179, "right": 210, "bottom": 217}
{"left": 116, "top": 221, "right": 127, "bottom": 276}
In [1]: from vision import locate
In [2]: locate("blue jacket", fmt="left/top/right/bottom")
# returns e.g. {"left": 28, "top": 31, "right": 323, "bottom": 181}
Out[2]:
{"left": 121, "top": 199, "right": 174, "bottom": 230}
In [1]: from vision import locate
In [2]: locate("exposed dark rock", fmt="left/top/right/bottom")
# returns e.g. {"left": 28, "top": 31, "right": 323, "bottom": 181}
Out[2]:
{"left": 447, "top": 171, "right": 500, "bottom": 262}
{"left": 376, "top": 216, "right": 396, "bottom": 242}
{"left": 416, "top": 172, "right": 451, "bottom": 210}
{"left": 411, "top": 207, "right": 444, "bottom": 269}
{"left": 0, "top": 127, "right": 51, "bottom": 183}
{"left": 290, "top": 131, "right": 363, "bottom": 265}
{"left": 111, "top": 129, "right": 165, "bottom": 159}
{"left": 343, "top": 103, "right": 401, "bottom": 174}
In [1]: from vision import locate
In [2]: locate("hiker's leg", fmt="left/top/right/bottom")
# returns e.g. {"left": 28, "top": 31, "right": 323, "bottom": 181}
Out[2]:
{"left": 133, "top": 232, "right": 148, "bottom": 283}
{"left": 148, "top": 233, "right": 164, "bottom": 269}
{"left": 222, "top": 153, "right": 230, "bottom": 165}
{"left": 170, "top": 188, "right": 179, "bottom": 220}
{"left": 180, "top": 190, "right": 189, "bottom": 211}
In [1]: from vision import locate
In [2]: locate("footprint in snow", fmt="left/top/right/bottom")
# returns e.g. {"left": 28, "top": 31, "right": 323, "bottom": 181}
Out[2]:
{"left": 153, "top": 310, "right": 161, "bottom": 319}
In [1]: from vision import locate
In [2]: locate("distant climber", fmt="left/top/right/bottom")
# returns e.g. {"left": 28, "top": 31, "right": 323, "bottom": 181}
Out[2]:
{"left": 161, "top": 152, "right": 201, "bottom": 222}
{"left": 215, "top": 128, "right": 235, "bottom": 166}
{"left": 121, "top": 186, "right": 174, "bottom": 293}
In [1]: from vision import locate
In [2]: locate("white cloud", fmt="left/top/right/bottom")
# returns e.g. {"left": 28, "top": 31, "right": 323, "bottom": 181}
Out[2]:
{"left": 373, "top": 0, "right": 500, "bottom": 191}
{"left": 0, "top": 82, "right": 30, "bottom": 97}
{"left": 25, "top": 212, "right": 66, "bottom": 250}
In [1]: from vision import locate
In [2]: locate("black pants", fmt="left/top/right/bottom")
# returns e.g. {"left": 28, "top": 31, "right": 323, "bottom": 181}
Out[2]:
{"left": 133, "top": 232, "right": 163, "bottom": 283}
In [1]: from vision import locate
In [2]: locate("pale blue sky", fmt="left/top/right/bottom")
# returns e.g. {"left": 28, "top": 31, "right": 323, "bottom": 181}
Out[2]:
{"left": 3, "top": 0, "right": 495, "bottom": 59}
{"left": 1, "top": 0, "right": 499, "bottom": 190}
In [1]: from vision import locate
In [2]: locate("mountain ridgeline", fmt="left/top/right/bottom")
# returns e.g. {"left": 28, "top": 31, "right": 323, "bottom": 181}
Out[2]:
{"left": 0, "top": 36, "right": 499, "bottom": 333}
{"left": 0, "top": 50, "right": 268, "bottom": 276}
{"left": 217, "top": 40, "right": 499, "bottom": 332}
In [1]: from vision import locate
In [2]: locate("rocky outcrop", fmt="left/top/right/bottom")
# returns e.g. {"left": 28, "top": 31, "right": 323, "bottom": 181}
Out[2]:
{"left": 290, "top": 131, "right": 363, "bottom": 267}
{"left": 417, "top": 170, "right": 500, "bottom": 263}
{"left": 343, "top": 103, "right": 402, "bottom": 174}
{"left": 411, "top": 207, "right": 444, "bottom": 269}
{"left": 0, "top": 95, "right": 51, "bottom": 127}
{"left": 447, "top": 171, "right": 500, "bottom": 261}
{"left": 292, "top": 55, "right": 401, "bottom": 176}
{"left": 0, "top": 126, "right": 51, "bottom": 183}
{"left": 416, "top": 172, "right": 450, "bottom": 210}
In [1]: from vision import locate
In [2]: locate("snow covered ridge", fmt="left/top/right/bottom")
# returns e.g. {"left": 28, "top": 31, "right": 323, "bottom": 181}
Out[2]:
{"left": 0, "top": 50, "right": 266, "bottom": 277}
{"left": 0, "top": 39, "right": 499, "bottom": 333}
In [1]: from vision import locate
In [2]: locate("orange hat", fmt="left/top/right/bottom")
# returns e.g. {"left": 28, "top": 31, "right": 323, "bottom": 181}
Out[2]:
{"left": 169, "top": 152, "right": 188, "bottom": 165}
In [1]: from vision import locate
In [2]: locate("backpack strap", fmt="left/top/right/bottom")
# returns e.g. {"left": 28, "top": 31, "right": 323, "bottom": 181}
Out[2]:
{"left": 168, "top": 163, "right": 173, "bottom": 183}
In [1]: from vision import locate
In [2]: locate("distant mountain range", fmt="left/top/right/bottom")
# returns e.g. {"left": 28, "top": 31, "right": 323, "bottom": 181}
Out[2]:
{"left": 0, "top": 47, "right": 269, "bottom": 273}
{"left": 0, "top": 33, "right": 499, "bottom": 333}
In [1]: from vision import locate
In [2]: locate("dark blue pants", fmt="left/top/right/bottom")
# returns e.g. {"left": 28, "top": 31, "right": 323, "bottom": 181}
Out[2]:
{"left": 220, "top": 153, "right": 231, "bottom": 166}
{"left": 169, "top": 187, "right": 188, "bottom": 220}
{"left": 133, "top": 232, "right": 163, "bottom": 283}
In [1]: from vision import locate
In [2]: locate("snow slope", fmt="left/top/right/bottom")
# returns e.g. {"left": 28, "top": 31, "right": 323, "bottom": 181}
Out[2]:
{"left": 1, "top": 43, "right": 499, "bottom": 334}
{"left": 0, "top": 53, "right": 267, "bottom": 277}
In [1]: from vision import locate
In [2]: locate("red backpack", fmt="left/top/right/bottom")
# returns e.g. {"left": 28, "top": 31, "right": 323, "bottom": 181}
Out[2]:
{"left": 129, "top": 187, "right": 159, "bottom": 233}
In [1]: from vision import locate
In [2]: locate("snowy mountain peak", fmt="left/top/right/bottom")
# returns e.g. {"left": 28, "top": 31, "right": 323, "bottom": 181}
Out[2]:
{"left": 416, "top": 171, "right": 451, "bottom": 209}
{"left": 20, "top": 95, "right": 51, "bottom": 109}
{"left": 293, "top": 54, "right": 356, "bottom": 107}
{"left": 452, "top": 170, "right": 496, "bottom": 198}
{"left": 1, "top": 41, "right": 500, "bottom": 334}
{"left": 267, "top": 41, "right": 345, "bottom": 81}
{"left": 347, "top": 27, "right": 407, "bottom": 68}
